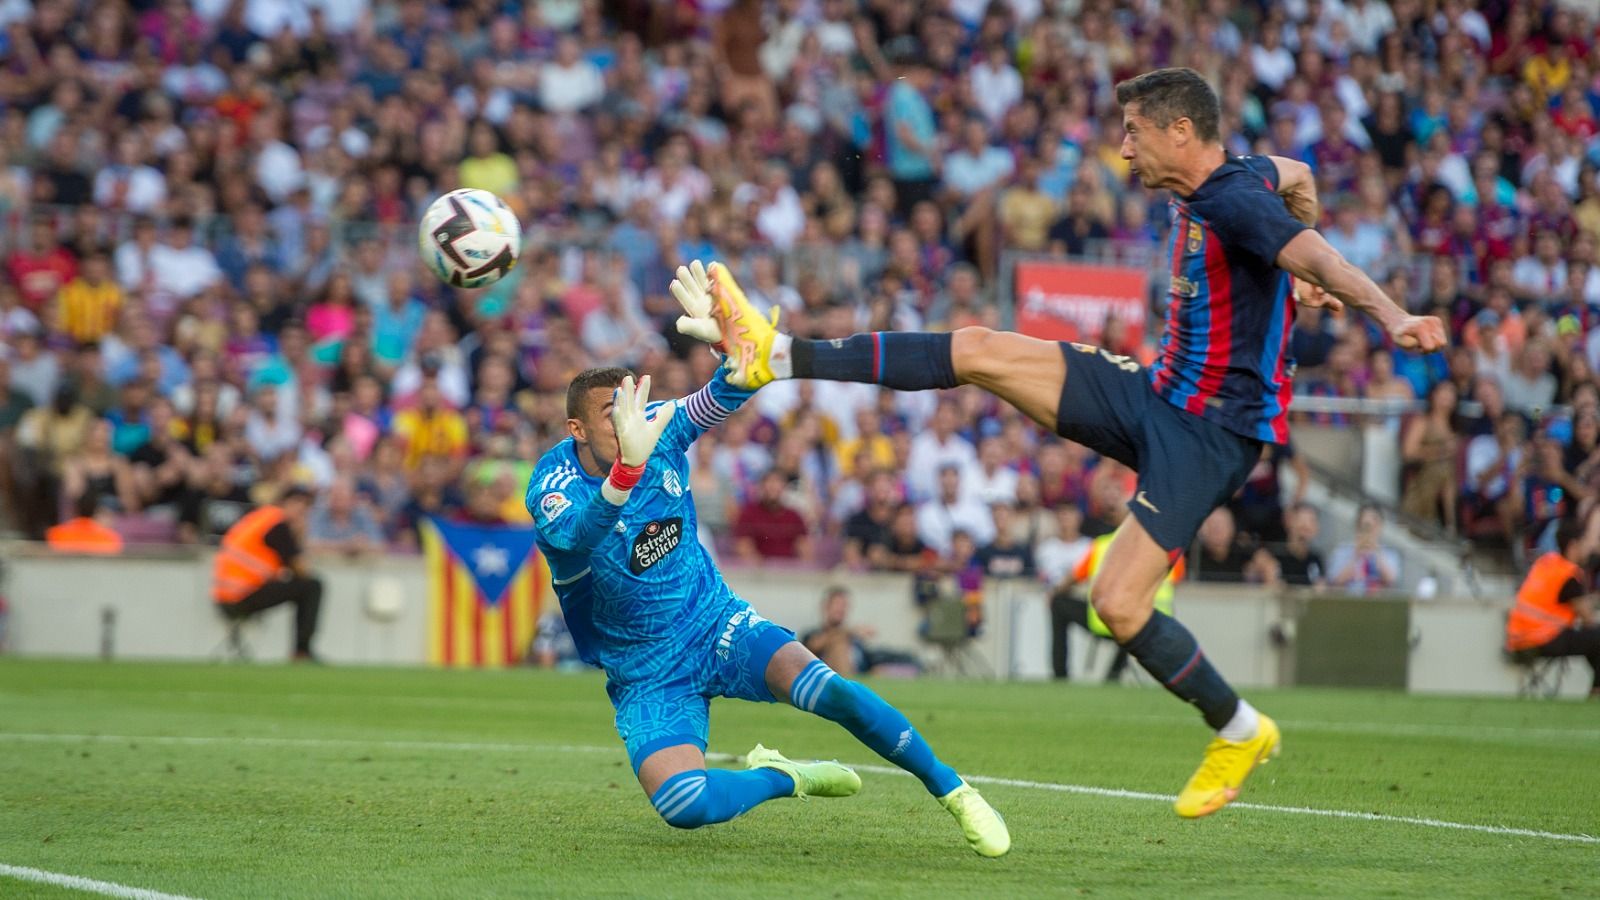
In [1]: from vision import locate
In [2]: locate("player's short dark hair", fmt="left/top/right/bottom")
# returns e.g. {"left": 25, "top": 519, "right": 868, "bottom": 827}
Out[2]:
{"left": 1114, "top": 67, "right": 1221, "bottom": 143}
{"left": 566, "top": 367, "right": 631, "bottom": 420}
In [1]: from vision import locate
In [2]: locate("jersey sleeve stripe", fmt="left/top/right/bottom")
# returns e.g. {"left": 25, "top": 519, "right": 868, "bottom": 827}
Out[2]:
{"left": 684, "top": 383, "right": 733, "bottom": 430}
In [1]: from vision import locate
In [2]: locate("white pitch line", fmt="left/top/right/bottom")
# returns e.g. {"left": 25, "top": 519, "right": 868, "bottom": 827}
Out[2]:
{"left": 8, "top": 733, "right": 1599, "bottom": 846}
{"left": 0, "top": 863, "right": 200, "bottom": 900}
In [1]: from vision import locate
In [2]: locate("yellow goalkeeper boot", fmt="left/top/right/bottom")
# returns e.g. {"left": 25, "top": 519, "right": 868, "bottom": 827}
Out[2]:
{"left": 745, "top": 744, "right": 861, "bottom": 798}
{"left": 708, "top": 261, "right": 783, "bottom": 389}
{"left": 1174, "top": 713, "right": 1281, "bottom": 818}
{"left": 938, "top": 781, "right": 1011, "bottom": 858}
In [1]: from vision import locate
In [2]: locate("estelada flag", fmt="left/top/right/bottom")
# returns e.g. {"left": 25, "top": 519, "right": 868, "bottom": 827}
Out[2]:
{"left": 422, "top": 517, "right": 547, "bottom": 668}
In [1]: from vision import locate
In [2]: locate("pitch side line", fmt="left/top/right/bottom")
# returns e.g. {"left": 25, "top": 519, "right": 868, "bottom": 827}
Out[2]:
{"left": 6, "top": 733, "right": 1597, "bottom": 846}
{"left": 0, "top": 863, "right": 200, "bottom": 900}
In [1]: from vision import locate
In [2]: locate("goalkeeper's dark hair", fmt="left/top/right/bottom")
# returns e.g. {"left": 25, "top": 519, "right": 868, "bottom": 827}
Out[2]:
{"left": 567, "top": 367, "right": 632, "bottom": 420}
{"left": 1114, "top": 67, "right": 1221, "bottom": 144}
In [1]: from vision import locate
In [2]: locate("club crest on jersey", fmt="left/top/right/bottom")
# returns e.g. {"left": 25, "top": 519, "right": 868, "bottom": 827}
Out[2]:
{"left": 539, "top": 492, "right": 571, "bottom": 522}
{"left": 1186, "top": 221, "right": 1203, "bottom": 253}
{"left": 629, "top": 517, "right": 683, "bottom": 574}
{"left": 662, "top": 469, "right": 683, "bottom": 498}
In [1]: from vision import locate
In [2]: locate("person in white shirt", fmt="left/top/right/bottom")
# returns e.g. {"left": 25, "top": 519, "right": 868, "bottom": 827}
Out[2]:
{"left": 969, "top": 43, "right": 1023, "bottom": 127}
{"left": 148, "top": 218, "right": 223, "bottom": 302}
{"left": 942, "top": 117, "right": 1015, "bottom": 199}
{"left": 1250, "top": 27, "right": 1296, "bottom": 92}
{"left": 916, "top": 464, "right": 997, "bottom": 555}
{"left": 1342, "top": 0, "right": 1396, "bottom": 53}
{"left": 969, "top": 436, "right": 1019, "bottom": 506}
{"left": 94, "top": 134, "right": 167, "bottom": 214}
{"left": 905, "top": 401, "right": 979, "bottom": 502}
{"left": 539, "top": 35, "right": 605, "bottom": 114}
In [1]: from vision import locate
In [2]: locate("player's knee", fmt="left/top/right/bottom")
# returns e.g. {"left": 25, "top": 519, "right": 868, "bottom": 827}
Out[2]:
{"left": 1089, "top": 581, "right": 1148, "bottom": 640}
{"left": 950, "top": 326, "right": 1000, "bottom": 381}
{"left": 651, "top": 771, "right": 713, "bottom": 829}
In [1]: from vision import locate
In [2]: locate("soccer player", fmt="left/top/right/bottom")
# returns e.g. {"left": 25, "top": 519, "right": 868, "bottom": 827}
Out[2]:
{"left": 525, "top": 266, "right": 1009, "bottom": 856}
{"left": 697, "top": 68, "right": 1447, "bottom": 818}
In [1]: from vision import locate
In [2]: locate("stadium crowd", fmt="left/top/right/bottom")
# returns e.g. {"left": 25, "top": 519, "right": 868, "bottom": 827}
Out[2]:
{"left": 2, "top": 0, "right": 1600, "bottom": 599}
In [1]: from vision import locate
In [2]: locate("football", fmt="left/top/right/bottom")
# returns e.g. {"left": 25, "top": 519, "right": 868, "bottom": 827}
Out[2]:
{"left": 418, "top": 188, "right": 522, "bottom": 288}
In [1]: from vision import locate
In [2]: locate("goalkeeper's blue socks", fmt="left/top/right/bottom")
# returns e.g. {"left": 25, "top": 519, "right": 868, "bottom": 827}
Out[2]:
{"left": 791, "top": 660, "right": 963, "bottom": 796}
{"left": 650, "top": 768, "right": 794, "bottom": 829}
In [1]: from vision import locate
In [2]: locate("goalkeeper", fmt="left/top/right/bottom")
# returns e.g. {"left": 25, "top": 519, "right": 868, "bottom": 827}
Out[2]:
{"left": 525, "top": 265, "right": 1009, "bottom": 857}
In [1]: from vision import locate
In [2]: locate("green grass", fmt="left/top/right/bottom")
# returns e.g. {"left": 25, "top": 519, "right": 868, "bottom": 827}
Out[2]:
{"left": 1, "top": 659, "right": 1596, "bottom": 899}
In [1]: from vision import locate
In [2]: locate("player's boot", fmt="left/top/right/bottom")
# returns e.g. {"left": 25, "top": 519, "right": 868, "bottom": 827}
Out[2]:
{"left": 1174, "top": 712, "right": 1281, "bottom": 818}
{"left": 745, "top": 744, "right": 861, "bottom": 799}
{"left": 707, "top": 261, "right": 782, "bottom": 390}
{"left": 937, "top": 781, "right": 1011, "bottom": 858}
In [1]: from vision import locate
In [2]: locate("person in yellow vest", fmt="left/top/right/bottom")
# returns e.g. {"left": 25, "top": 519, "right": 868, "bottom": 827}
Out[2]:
{"left": 212, "top": 487, "right": 323, "bottom": 662}
{"left": 45, "top": 493, "right": 124, "bottom": 555}
{"left": 1052, "top": 524, "right": 1183, "bottom": 683}
{"left": 1505, "top": 517, "right": 1600, "bottom": 696}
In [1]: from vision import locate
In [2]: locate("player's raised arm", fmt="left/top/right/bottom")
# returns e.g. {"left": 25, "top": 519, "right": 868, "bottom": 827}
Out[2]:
{"left": 1275, "top": 229, "right": 1447, "bottom": 353}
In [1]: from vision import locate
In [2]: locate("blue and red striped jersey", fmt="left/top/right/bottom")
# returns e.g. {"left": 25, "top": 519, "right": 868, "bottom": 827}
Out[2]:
{"left": 1147, "top": 155, "right": 1309, "bottom": 445}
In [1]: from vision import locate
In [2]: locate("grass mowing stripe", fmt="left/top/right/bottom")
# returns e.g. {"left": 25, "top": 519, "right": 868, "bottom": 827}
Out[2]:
{"left": 0, "top": 863, "right": 201, "bottom": 900}
{"left": 10, "top": 732, "right": 1583, "bottom": 848}
{"left": 699, "top": 754, "right": 1600, "bottom": 846}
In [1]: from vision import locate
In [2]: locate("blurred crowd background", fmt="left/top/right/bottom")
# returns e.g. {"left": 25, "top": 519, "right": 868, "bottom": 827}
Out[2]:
{"left": 2, "top": 0, "right": 1600, "bottom": 597}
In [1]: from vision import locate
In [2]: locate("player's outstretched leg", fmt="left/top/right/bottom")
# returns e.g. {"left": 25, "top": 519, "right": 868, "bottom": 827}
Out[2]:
{"left": 768, "top": 643, "right": 1010, "bottom": 857}
{"left": 639, "top": 744, "right": 827, "bottom": 830}
{"left": 1092, "top": 519, "right": 1280, "bottom": 819}
{"left": 709, "top": 262, "right": 1065, "bottom": 431}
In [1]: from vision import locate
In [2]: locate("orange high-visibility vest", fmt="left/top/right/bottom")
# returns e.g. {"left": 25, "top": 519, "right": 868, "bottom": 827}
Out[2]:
{"left": 1506, "top": 552, "right": 1582, "bottom": 651}
{"left": 45, "top": 517, "right": 124, "bottom": 554}
{"left": 212, "top": 506, "right": 288, "bottom": 604}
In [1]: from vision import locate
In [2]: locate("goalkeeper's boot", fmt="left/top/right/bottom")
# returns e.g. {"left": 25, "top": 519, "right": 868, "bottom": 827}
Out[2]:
{"left": 707, "top": 261, "right": 783, "bottom": 389}
{"left": 1174, "top": 712, "right": 1281, "bottom": 818}
{"left": 745, "top": 744, "right": 861, "bottom": 799}
{"left": 937, "top": 781, "right": 1011, "bottom": 858}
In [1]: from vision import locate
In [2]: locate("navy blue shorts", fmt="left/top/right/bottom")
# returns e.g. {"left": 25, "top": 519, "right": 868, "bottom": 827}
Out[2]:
{"left": 1055, "top": 343, "right": 1263, "bottom": 555}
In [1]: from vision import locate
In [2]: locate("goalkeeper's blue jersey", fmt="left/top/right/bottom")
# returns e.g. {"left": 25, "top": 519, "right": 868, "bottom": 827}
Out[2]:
{"left": 526, "top": 371, "right": 755, "bottom": 685}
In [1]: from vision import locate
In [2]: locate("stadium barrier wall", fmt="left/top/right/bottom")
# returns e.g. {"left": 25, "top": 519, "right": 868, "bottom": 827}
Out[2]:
{"left": 0, "top": 546, "right": 1579, "bottom": 698}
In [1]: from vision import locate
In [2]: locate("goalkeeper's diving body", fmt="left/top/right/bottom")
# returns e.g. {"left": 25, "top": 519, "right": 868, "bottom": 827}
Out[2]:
{"left": 524, "top": 272, "right": 1009, "bottom": 856}
{"left": 694, "top": 68, "right": 1448, "bottom": 819}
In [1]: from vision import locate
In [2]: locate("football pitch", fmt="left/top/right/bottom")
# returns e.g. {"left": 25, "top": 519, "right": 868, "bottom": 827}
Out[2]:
{"left": 1, "top": 660, "right": 1595, "bottom": 899}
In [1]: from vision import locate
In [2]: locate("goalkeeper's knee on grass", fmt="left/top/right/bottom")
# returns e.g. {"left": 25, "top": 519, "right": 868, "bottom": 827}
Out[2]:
{"left": 650, "top": 768, "right": 794, "bottom": 829}
{"left": 791, "top": 660, "right": 962, "bottom": 796}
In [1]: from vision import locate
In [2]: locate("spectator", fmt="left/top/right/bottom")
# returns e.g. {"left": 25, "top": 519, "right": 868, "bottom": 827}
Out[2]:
{"left": 1034, "top": 504, "right": 1092, "bottom": 593}
{"left": 56, "top": 248, "right": 122, "bottom": 345}
{"left": 1400, "top": 380, "right": 1460, "bottom": 529}
{"left": 308, "top": 477, "right": 384, "bottom": 557}
{"left": 1327, "top": 504, "right": 1403, "bottom": 595}
{"left": 1463, "top": 411, "right": 1526, "bottom": 544}
{"left": 970, "top": 497, "right": 1031, "bottom": 577}
{"left": 842, "top": 469, "right": 899, "bottom": 570}
{"left": 884, "top": 54, "right": 939, "bottom": 218}
{"left": 800, "top": 586, "right": 875, "bottom": 676}
{"left": 916, "top": 463, "right": 997, "bottom": 557}
{"left": 1190, "top": 507, "right": 1275, "bottom": 584}
{"left": 905, "top": 401, "right": 978, "bottom": 502}
{"left": 1273, "top": 503, "right": 1327, "bottom": 588}
{"left": 734, "top": 469, "right": 812, "bottom": 563}
{"left": 6, "top": 218, "right": 77, "bottom": 313}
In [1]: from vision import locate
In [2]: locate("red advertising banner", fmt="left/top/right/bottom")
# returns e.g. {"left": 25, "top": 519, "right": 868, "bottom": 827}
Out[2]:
{"left": 1013, "top": 261, "right": 1149, "bottom": 348}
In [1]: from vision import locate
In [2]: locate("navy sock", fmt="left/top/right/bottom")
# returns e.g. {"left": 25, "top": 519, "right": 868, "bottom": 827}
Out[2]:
{"left": 791, "top": 332, "right": 958, "bottom": 391}
{"left": 1120, "top": 612, "right": 1240, "bottom": 731}
{"left": 792, "top": 660, "right": 963, "bottom": 796}
{"left": 649, "top": 768, "right": 794, "bottom": 829}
